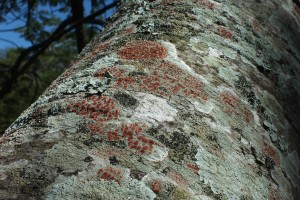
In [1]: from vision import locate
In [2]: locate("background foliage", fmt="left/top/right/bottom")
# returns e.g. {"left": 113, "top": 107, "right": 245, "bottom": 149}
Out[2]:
{"left": 0, "top": 0, "right": 118, "bottom": 134}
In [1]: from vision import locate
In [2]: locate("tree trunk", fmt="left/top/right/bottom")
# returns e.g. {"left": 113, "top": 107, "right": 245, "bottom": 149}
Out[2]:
{"left": 70, "top": 0, "right": 86, "bottom": 53}
{"left": 1, "top": 0, "right": 300, "bottom": 199}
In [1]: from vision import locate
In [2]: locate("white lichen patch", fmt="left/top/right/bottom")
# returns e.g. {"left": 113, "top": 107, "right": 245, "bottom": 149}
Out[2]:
{"left": 219, "top": 46, "right": 238, "bottom": 60}
{"left": 160, "top": 41, "right": 209, "bottom": 84}
{"left": 143, "top": 145, "right": 168, "bottom": 162}
{"left": 190, "top": 99, "right": 214, "bottom": 114}
{"left": 127, "top": 179, "right": 156, "bottom": 200}
{"left": 195, "top": 144, "right": 270, "bottom": 199}
{"left": 44, "top": 142, "right": 88, "bottom": 172}
{"left": 56, "top": 76, "right": 109, "bottom": 94}
{"left": 208, "top": 47, "right": 224, "bottom": 58}
{"left": 45, "top": 166, "right": 156, "bottom": 200}
{"left": 192, "top": 7, "right": 214, "bottom": 25}
{"left": 216, "top": 86, "right": 240, "bottom": 97}
{"left": 141, "top": 172, "right": 181, "bottom": 199}
{"left": 132, "top": 92, "right": 177, "bottom": 125}
{"left": 252, "top": 110, "right": 261, "bottom": 127}
{"left": 47, "top": 113, "right": 82, "bottom": 133}
{"left": 55, "top": 56, "right": 120, "bottom": 95}
{"left": 218, "top": 66, "right": 239, "bottom": 84}
{"left": 189, "top": 37, "right": 209, "bottom": 54}
{"left": 197, "top": 195, "right": 214, "bottom": 200}
{"left": 202, "top": 116, "right": 231, "bottom": 135}
{"left": 89, "top": 56, "right": 119, "bottom": 72}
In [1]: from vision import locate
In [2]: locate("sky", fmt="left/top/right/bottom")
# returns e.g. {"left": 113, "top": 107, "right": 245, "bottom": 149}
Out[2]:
{"left": 0, "top": 0, "right": 116, "bottom": 50}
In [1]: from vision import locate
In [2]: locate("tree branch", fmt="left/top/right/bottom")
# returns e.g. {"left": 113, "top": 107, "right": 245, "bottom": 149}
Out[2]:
{"left": 0, "top": 37, "right": 20, "bottom": 48}
{"left": 0, "top": 25, "right": 26, "bottom": 32}
{"left": 70, "top": 0, "right": 85, "bottom": 53}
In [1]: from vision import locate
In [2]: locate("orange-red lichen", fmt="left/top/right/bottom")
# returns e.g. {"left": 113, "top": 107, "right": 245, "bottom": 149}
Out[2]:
{"left": 67, "top": 95, "right": 157, "bottom": 155}
{"left": 167, "top": 170, "right": 188, "bottom": 187}
{"left": 198, "top": 0, "right": 216, "bottom": 10}
{"left": 218, "top": 91, "right": 239, "bottom": 108}
{"left": 186, "top": 163, "right": 200, "bottom": 175}
{"left": 0, "top": 136, "right": 8, "bottom": 145}
{"left": 217, "top": 26, "right": 233, "bottom": 39}
{"left": 151, "top": 179, "right": 162, "bottom": 193}
{"left": 262, "top": 143, "right": 280, "bottom": 166}
{"left": 252, "top": 19, "right": 262, "bottom": 34}
{"left": 92, "top": 40, "right": 111, "bottom": 56}
{"left": 117, "top": 41, "right": 168, "bottom": 60}
{"left": 67, "top": 95, "right": 119, "bottom": 122}
{"left": 243, "top": 108, "right": 253, "bottom": 123}
{"left": 217, "top": 91, "right": 253, "bottom": 124}
{"left": 121, "top": 123, "right": 156, "bottom": 154}
{"left": 268, "top": 188, "right": 280, "bottom": 200}
{"left": 94, "top": 61, "right": 208, "bottom": 102}
{"left": 162, "top": 0, "right": 179, "bottom": 6}
{"left": 98, "top": 166, "right": 123, "bottom": 185}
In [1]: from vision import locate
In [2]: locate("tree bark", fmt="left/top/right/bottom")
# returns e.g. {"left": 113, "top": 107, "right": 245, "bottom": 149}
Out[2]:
{"left": 1, "top": 0, "right": 300, "bottom": 199}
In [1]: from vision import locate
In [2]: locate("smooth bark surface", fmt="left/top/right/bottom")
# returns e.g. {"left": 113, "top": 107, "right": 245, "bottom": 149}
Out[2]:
{"left": 1, "top": 0, "right": 300, "bottom": 199}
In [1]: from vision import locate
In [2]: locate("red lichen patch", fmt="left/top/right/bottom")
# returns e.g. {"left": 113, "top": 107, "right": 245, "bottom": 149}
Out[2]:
{"left": 167, "top": 170, "right": 188, "bottom": 187}
{"left": 67, "top": 95, "right": 119, "bottom": 141}
{"left": 186, "top": 163, "right": 200, "bottom": 175}
{"left": 98, "top": 166, "right": 123, "bottom": 185}
{"left": 157, "top": 62, "right": 208, "bottom": 100}
{"left": 151, "top": 179, "right": 162, "bottom": 193}
{"left": 121, "top": 123, "right": 156, "bottom": 154}
{"left": 243, "top": 108, "right": 253, "bottom": 123}
{"left": 294, "top": 3, "right": 300, "bottom": 16}
{"left": 252, "top": 18, "right": 263, "bottom": 34}
{"left": 94, "top": 66, "right": 136, "bottom": 90}
{"left": 67, "top": 94, "right": 159, "bottom": 155}
{"left": 89, "top": 122, "right": 155, "bottom": 154}
{"left": 162, "top": 0, "right": 179, "bottom": 6}
{"left": 197, "top": 0, "right": 216, "bottom": 10}
{"left": 207, "top": 145, "right": 225, "bottom": 159}
{"left": 91, "top": 40, "right": 111, "bottom": 56}
{"left": 268, "top": 188, "right": 280, "bottom": 200}
{"left": 67, "top": 95, "right": 119, "bottom": 122}
{"left": 117, "top": 41, "right": 168, "bottom": 60}
{"left": 217, "top": 26, "right": 233, "bottom": 40}
{"left": 218, "top": 91, "right": 239, "bottom": 108}
{"left": 94, "top": 61, "right": 208, "bottom": 102}
{"left": 262, "top": 143, "right": 280, "bottom": 166}
{"left": 0, "top": 136, "right": 8, "bottom": 145}
{"left": 120, "top": 25, "right": 136, "bottom": 37}
{"left": 218, "top": 91, "right": 254, "bottom": 124}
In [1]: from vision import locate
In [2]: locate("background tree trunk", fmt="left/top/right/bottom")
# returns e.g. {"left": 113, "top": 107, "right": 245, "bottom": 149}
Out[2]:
{"left": 1, "top": 0, "right": 300, "bottom": 199}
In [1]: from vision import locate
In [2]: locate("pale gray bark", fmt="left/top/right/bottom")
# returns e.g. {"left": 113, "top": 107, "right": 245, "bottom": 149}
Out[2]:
{"left": 1, "top": 0, "right": 300, "bottom": 199}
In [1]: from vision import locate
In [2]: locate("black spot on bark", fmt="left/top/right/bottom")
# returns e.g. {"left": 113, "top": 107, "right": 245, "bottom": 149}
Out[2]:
{"left": 265, "top": 156, "right": 275, "bottom": 170}
{"left": 109, "top": 156, "right": 119, "bottom": 165}
{"left": 158, "top": 132, "right": 198, "bottom": 163}
{"left": 114, "top": 92, "right": 138, "bottom": 108}
{"left": 84, "top": 156, "right": 94, "bottom": 162}
{"left": 130, "top": 169, "right": 147, "bottom": 180}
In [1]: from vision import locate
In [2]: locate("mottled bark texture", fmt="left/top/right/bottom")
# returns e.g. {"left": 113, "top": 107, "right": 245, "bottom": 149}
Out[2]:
{"left": 1, "top": 0, "right": 300, "bottom": 199}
